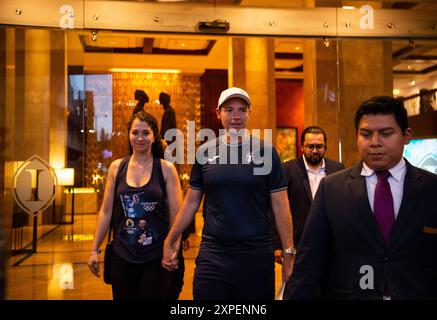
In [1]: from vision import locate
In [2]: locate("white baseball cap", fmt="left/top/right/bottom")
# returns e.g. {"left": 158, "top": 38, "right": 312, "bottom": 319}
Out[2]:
{"left": 217, "top": 87, "right": 251, "bottom": 110}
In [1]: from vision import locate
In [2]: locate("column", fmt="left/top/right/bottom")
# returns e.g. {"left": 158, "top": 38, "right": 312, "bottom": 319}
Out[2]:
{"left": 303, "top": 37, "right": 392, "bottom": 167}
{"left": 49, "top": 30, "right": 68, "bottom": 223}
{"left": 303, "top": 38, "right": 340, "bottom": 161}
{"left": 24, "top": 29, "right": 51, "bottom": 160}
{"left": 229, "top": 37, "right": 276, "bottom": 139}
{"left": 338, "top": 40, "right": 393, "bottom": 167}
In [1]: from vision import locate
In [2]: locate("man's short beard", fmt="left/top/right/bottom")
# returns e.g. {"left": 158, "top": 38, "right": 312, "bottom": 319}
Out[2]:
{"left": 305, "top": 154, "right": 323, "bottom": 166}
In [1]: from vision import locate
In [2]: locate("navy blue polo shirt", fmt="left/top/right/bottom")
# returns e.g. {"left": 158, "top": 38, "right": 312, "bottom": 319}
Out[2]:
{"left": 189, "top": 135, "right": 287, "bottom": 254}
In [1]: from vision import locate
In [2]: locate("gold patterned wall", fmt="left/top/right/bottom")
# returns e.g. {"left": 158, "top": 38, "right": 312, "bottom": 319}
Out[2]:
{"left": 111, "top": 72, "right": 201, "bottom": 191}
{"left": 180, "top": 75, "right": 202, "bottom": 192}
{"left": 112, "top": 71, "right": 181, "bottom": 160}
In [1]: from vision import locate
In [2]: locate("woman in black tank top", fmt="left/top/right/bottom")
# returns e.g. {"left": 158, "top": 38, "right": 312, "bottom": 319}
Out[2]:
{"left": 87, "top": 111, "right": 183, "bottom": 300}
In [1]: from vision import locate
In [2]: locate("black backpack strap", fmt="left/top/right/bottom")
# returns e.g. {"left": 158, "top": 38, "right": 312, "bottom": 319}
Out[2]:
{"left": 108, "top": 156, "right": 130, "bottom": 242}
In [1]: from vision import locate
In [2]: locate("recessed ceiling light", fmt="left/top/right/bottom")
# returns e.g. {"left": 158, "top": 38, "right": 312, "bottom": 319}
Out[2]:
{"left": 294, "top": 46, "right": 301, "bottom": 51}
{"left": 393, "top": 89, "right": 400, "bottom": 96}
{"left": 342, "top": 6, "right": 355, "bottom": 10}
{"left": 409, "top": 80, "right": 416, "bottom": 86}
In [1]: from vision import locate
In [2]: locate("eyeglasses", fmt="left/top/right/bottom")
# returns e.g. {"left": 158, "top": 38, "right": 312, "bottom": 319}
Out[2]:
{"left": 304, "top": 144, "right": 325, "bottom": 151}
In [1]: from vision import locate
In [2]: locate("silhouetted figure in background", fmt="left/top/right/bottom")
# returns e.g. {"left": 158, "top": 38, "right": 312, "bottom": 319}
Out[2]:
{"left": 419, "top": 88, "right": 434, "bottom": 114}
{"left": 159, "top": 92, "right": 176, "bottom": 143}
{"left": 132, "top": 89, "right": 149, "bottom": 116}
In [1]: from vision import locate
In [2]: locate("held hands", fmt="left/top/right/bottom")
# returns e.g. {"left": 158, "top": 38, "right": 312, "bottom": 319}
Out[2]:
{"left": 87, "top": 252, "right": 100, "bottom": 278}
{"left": 162, "top": 235, "right": 181, "bottom": 271}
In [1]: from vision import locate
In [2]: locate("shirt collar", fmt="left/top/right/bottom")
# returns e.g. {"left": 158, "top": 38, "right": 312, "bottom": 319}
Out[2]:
{"left": 303, "top": 156, "right": 326, "bottom": 173}
{"left": 361, "top": 158, "right": 406, "bottom": 182}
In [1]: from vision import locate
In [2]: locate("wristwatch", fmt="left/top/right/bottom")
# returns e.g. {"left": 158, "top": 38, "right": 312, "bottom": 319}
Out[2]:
{"left": 283, "top": 247, "right": 297, "bottom": 256}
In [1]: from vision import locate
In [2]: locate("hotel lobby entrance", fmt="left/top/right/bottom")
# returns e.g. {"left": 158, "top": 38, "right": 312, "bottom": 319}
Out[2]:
{"left": 1, "top": 0, "right": 436, "bottom": 300}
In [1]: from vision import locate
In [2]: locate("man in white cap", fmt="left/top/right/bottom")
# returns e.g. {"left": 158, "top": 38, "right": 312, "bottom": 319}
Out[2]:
{"left": 163, "top": 87, "right": 295, "bottom": 300}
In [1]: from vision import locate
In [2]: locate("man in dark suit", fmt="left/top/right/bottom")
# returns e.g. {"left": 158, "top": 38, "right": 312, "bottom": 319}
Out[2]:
{"left": 285, "top": 96, "right": 437, "bottom": 300}
{"left": 273, "top": 126, "right": 344, "bottom": 264}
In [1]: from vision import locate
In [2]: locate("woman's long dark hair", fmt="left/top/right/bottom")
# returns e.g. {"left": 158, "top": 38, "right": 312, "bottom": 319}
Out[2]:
{"left": 127, "top": 110, "right": 164, "bottom": 159}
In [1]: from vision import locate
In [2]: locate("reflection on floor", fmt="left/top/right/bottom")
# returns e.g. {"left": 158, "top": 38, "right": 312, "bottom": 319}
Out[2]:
{"left": 7, "top": 213, "right": 283, "bottom": 300}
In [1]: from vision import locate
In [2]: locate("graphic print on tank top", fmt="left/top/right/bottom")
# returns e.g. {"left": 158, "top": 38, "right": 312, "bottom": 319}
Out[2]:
{"left": 120, "top": 190, "right": 158, "bottom": 246}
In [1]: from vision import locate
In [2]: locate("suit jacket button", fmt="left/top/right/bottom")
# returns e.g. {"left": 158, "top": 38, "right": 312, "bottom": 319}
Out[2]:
{"left": 384, "top": 257, "right": 388, "bottom": 261}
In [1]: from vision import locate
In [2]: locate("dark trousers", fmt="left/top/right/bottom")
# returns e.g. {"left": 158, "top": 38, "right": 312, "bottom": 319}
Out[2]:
{"left": 193, "top": 250, "right": 275, "bottom": 300}
{"left": 166, "top": 255, "right": 185, "bottom": 300}
{"left": 110, "top": 250, "right": 172, "bottom": 300}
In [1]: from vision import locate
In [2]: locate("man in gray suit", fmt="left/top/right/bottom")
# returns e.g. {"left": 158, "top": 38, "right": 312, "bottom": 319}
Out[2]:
{"left": 285, "top": 96, "right": 437, "bottom": 299}
{"left": 272, "top": 126, "right": 344, "bottom": 264}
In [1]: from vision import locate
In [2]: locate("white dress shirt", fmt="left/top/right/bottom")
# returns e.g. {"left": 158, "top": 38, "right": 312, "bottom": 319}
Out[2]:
{"left": 360, "top": 158, "right": 406, "bottom": 219}
{"left": 303, "top": 157, "right": 326, "bottom": 199}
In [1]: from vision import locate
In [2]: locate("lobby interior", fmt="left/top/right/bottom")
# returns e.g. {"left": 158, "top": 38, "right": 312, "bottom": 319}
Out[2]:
{"left": 1, "top": 0, "right": 437, "bottom": 299}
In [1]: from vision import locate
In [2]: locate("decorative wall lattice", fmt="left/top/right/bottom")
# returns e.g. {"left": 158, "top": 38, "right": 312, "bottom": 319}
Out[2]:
{"left": 111, "top": 72, "right": 201, "bottom": 192}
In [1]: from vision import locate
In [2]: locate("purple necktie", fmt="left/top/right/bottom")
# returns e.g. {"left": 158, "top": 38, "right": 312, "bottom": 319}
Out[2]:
{"left": 374, "top": 170, "right": 395, "bottom": 244}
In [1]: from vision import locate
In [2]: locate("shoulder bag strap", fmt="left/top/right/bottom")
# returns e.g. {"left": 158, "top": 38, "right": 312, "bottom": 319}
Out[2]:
{"left": 107, "top": 156, "right": 130, "bottom": 242}
{"left": 154, "top": 157, "right": 167, "bottom": 199}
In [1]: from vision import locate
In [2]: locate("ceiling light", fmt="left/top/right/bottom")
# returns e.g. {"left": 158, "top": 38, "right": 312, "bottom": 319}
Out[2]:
{"left": 294, "top": 46, "right": 301, "bottom": 51}
{"left": 409, "top": 80, "right": 416, "bottom": 86}
{"left": 91, "top": 30, "right": 98, "bottom": 41}
{"left": 342, "top": 6, "right": 355, "bottom": 10}
{"left": 393, "top": 89, "right": 400, "bottom": 96}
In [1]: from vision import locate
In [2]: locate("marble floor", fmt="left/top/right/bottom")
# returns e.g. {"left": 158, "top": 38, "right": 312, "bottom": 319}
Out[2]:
{"left": 6, "top": 213, "right": 283, "bottom": 300}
